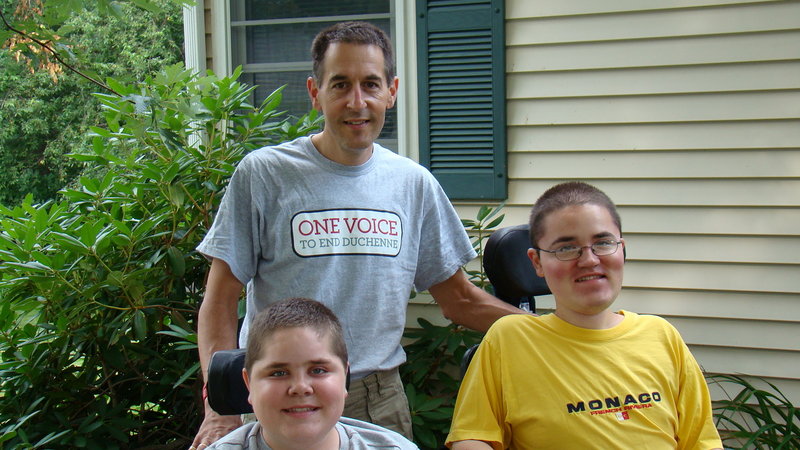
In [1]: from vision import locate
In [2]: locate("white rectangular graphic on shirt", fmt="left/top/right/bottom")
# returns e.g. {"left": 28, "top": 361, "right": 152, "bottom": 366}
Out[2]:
{"left": 291, "top": 209, "right": 402, "bottom": 257}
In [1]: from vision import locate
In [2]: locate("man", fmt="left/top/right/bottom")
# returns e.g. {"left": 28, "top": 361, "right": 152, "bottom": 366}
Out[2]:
{"left": 190, "top": 21, "right": 524, "bottom": 449}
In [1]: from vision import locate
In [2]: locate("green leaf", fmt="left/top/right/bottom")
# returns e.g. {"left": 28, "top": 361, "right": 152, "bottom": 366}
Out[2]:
{"left": 106, "top": 270, "right": 125, "bottom": 287}
{"left": 32, "top": 430, "right": 71, "bottom": 447}
{"left": 133, "top": 310, "right": 147, "bottom": 341}
{"left": 476, "top": 205, "right": 491, "bottom": 221}
{"left": 167, "top": 182, "right": 186, "bottom": 207}
{"left": 166, "top": 246, "right": 186, "bottom": 276}
{"left": 51, "top": 231, "right": 90, "bottom": 254}
{"left": 172, "top": 361, "right": 200, "bottom": 388}
{"left": 6, "top": 261, "right": 51, "bottom": 272}
{"left": 414, "top": 426, "right": 438, "bottom": 450}
{"left": 486, "top": 214, "right": 506, "bottom": 229}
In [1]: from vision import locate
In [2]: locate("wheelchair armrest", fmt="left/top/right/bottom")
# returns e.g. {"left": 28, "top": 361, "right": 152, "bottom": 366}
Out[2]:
{"left": 207, "top": 349, "right": 253, "bottom": 415}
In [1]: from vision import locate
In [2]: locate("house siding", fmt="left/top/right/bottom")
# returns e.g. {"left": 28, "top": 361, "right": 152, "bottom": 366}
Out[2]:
{"left": 493, "top": 0, "right": 800, "bottom": 404}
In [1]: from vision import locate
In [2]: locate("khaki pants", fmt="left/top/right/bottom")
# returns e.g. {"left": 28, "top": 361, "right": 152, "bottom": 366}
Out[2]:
{"left": 342, "top": 368, "right": 414, "bottom": 440}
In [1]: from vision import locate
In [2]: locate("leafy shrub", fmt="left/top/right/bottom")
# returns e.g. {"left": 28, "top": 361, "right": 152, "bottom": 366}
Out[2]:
{"left": 709, "top": 374, "right": 800, "bottom": 449}
{"left": 0, "top": 64, "right": 321, "bottom": 449}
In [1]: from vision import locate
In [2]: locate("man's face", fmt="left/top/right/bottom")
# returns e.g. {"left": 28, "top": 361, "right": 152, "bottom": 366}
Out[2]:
{"left": 528, "top": 204, "right": 625, "bottom": 327}
{"left": 307, "top": 42, "right": 398, "bottom": 164}
{"left": 243, "top": 327, "right": 347, "bottom": 449}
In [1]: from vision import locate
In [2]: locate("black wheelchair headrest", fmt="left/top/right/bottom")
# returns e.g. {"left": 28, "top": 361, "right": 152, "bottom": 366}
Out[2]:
{"left": 484, "top": 223, "right": 550, "bottom": 305}
{"left": 207, "top": 349, "right": 252, "bottom": 415}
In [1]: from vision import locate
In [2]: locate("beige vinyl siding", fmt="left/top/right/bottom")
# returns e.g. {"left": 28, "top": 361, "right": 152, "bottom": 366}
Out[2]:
{"left": 411, "top": 0, "right": 800, "bottom": 404}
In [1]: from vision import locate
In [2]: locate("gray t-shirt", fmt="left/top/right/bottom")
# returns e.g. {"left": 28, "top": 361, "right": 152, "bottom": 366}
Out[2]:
{"left": 197, "top": 136, "right": 475, "bottom": 378}
{"left": 208, "top": 417, "right": 419, "bottom": 449}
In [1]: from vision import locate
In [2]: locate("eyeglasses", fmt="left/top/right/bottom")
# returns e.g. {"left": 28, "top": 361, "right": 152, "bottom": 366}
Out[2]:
{"left": 535, "top": 240, "right": 622, "bottom": 261}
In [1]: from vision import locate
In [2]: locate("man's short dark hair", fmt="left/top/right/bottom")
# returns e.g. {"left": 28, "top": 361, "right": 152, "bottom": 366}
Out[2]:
{"left": 528, "top": 181, "right": 622, "bottom": 248}
{"left": 244, "top": 297, "right": 348, "bottom": 373}
{"left": 311, "top": 21, "right": 395, "bottom": 83}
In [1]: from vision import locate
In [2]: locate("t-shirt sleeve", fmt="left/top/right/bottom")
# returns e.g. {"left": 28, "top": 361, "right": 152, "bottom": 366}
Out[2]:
{"left": 446, "top": 329, "right": 508, "bottom": 450}
{"left": 412, "top": 171, "right": 477, "bottom": 292}
{"left": 337, "top": 417, "right": 420, "bottom": 449}
{"left": 671, "top": 327, "right": 723, "bottom": 449}
{"left": 196, "top": 153, "right": 263, "bottom": 285}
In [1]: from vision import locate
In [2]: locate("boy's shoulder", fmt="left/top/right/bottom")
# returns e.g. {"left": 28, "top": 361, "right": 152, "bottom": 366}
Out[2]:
{"left": 207, "top": 421, "right": 265, "bottom": 449}
{"left": 337, "top": 417, "right": 419, "bottom": 449}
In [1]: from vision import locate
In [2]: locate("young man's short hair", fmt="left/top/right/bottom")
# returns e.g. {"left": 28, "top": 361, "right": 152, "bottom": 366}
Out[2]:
{"left": 528, "top": 181, "right": 622, "bottom": 248}
{"left": 244, "top": 297, "right": 348, "bottom": 373}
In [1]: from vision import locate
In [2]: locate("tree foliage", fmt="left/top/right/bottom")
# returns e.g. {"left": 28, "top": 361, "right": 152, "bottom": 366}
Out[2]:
{"left": 0, "top": 0, "right": 185, "bottom": 206}
{"left": 0, "top": 64, "right": 322, "bottom": 449}
{"left": 1, "top": 0, "right": 188, "bottom": 83}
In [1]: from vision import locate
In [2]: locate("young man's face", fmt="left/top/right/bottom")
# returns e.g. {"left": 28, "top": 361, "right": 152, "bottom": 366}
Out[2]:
{"left": 307, "top": 42, "right": 398, "bottom": 165}
{"left": 243, "top": 326, "right": 347, "bottom": 449}
{"left": 528, "top": 204, "right": 625, "bottom": 327}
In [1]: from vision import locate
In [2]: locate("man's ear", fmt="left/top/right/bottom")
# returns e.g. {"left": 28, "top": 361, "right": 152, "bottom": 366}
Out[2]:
{"left": 345, "top": 363, "right": 351, "bottom": 393}
{"left": 307, "top": 76, "right": 321, "bottom": 111}
{"left": 387, "top": 76, "right": 399, "bottom": 109}
{"left": 528, "top": 248, "right": 545, "bottom": 278}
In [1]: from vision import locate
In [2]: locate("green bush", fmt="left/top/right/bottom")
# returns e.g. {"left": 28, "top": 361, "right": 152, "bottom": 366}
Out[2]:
{"left": 0, "top": 64, "right": 321, "bottom": 449}
{"left": 709, "top": 374, "right": 800, "bottom": 449}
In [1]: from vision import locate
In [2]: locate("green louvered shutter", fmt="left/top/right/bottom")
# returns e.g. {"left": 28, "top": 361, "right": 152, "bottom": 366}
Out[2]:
{"left": 416, "top": 0, "right": 507, "bottom": 200}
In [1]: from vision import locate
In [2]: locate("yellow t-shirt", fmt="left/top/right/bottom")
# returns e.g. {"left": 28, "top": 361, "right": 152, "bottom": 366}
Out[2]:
{"left": 446, "top": 311, "right": 721, "bottom": 449}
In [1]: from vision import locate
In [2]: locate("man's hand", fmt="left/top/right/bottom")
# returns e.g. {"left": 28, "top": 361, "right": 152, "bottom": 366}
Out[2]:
{"left": 189, "top": 410, "right": 241, "bottom": 449}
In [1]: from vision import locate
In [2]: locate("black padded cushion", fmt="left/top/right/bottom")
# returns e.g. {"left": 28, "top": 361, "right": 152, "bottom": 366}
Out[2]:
{"left": 207, "top": 349, "right": 252, "bottom": 415}
{"left": 483, "top": 224, "right": 550, "bottom": 305}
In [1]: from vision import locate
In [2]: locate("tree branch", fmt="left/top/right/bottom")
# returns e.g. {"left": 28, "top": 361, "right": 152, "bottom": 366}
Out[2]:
{"left": 0, "top": 9, "right": 119, "bottom": 95}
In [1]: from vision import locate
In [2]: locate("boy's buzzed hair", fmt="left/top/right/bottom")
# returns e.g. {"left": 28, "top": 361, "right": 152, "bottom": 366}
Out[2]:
{"left": 528, "top": 181, "right": 622, "bottom": 248}
{"left": 311, "top": 21, "right": 395, "bottom": 83}
{"left": 245, "top": 297, "right": 348, "bottom": 373}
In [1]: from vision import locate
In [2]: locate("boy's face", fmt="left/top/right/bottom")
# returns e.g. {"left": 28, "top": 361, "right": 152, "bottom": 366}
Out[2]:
{"left": 528, "top": 204, "right": 625, "bottom": 327}
{"left": 243, "top": 326, "right": 347, "bottom": 449}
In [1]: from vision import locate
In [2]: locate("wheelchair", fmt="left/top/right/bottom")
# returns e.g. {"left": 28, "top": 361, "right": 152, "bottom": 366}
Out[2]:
{"left": 205, "top": 223, "right": 550, "bottom": 415}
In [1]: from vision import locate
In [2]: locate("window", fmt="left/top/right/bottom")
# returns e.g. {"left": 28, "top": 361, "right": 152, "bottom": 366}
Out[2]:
{"left": 229, "top": 1, "right": 397, "bottom": 147}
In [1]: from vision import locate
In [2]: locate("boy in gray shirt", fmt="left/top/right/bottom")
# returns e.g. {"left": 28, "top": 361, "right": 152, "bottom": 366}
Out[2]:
{"left": 209, "top": 298, "right": 418, "bottom": 450}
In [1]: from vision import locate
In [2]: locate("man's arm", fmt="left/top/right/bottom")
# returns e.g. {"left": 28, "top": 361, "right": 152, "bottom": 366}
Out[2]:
{"left": 191, "top": 258, "right": 244, "bottom": 449}
{"left": 428, "top": 269, "right": 527, "bottom": 333}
